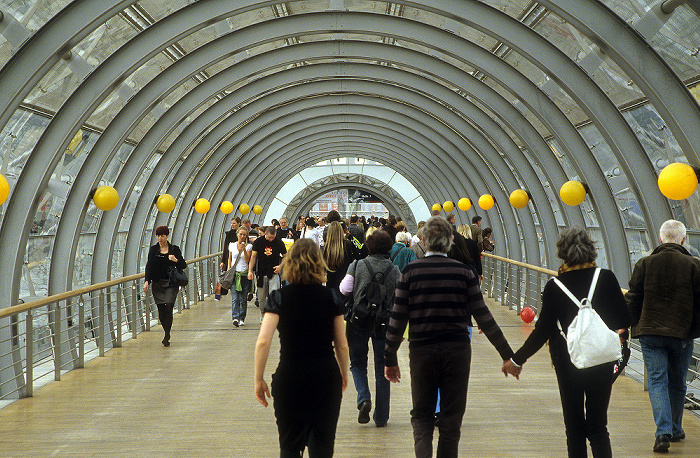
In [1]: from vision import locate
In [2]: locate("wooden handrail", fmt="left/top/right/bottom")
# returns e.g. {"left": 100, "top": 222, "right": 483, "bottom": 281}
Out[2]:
{"left": 482, "top": 252, "right": 628, "bottom": 294}
{"left": 0, "top": 252, "right": 222, "bottom": 319}
{"left": 482, "top": 252, "right": 557, "bottom": 276}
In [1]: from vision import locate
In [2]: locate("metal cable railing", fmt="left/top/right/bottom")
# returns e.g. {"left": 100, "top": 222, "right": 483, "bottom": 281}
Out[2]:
{"left": 482, "top": 252, "right": 700, "bottom": 413}
{"left": 0, "top": 253, "right": 222, "bottom": 400}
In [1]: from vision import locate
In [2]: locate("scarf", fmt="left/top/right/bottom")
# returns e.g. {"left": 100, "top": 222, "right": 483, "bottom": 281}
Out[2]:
{"left": 558, "top": 261, "right": 597, "bottom": 275}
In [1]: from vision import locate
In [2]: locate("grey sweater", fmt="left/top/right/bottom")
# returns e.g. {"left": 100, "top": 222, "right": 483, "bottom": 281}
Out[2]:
{"left": 347, "top": 254, "right": 400, "bottom": 310}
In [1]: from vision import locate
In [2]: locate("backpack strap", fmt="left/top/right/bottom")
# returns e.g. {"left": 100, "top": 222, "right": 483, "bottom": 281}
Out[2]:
{"left": 586, "top": 268, "right": 601, "bottom": 303}
{"left": 553, "top": 267, "right": 602, "bottom": 338}
{"left": 391, "top": 245, "right": 404, "bottom": 261}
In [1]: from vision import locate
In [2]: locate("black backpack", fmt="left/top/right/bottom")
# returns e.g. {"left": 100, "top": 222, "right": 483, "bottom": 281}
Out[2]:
{"left": 346, "top": 259, "right": 395, "bottom": 335}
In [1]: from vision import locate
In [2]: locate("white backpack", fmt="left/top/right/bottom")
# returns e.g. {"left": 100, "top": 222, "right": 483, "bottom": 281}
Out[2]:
{"left": 553, "top": 268, "right": 622, "bottom": 369}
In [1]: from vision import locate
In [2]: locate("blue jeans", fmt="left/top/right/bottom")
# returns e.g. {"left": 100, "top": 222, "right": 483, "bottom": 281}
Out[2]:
{"left": 347, "top": 324, "right": 390, "bottom": 426}
{"left": 639, "top": 335, "right": 694, "bottom": 438}
{"left": 231, "top": 277, "right": 250, "bottom": 322}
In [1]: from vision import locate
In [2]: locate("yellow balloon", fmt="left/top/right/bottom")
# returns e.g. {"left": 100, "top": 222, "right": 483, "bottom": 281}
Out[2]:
{"left": 220, "top": 201, "right": 234, "bottom": 214}
{"left": 194, "top": 198, "right": 210, "bottom": 214}
{"left": 0, "top": 174, "right": 9, "bottom": 205}
{"left": 252, "top": 205, "right": 263, "bottom": 215}
{"left": 478, "top": 194, "right": 495, "bottom": 210}
{"left": 443, "top": 201, "right": 455, "bottom": 212}
{"left": 432, "top": 203, "right": 442, "bottom": 213}
{"left": 156, "top": 194, "right": 176, "bottom": 213}
{"left": 658, "top": 162, "right": 698, "bottom": 200}
{"left": 93, "top": 186, "right": 119, "bottom": 211}
{"left": 509, "top": 189, "right": 529, "bottom": 209}
{"left": 560, "top": 181, "right": 587, "bottom": 206}
{"left": 239, "top": 203, "right": 250, "bottom": 215}
{"left": 457, "top": 197, "right": 471, "bottom": 211}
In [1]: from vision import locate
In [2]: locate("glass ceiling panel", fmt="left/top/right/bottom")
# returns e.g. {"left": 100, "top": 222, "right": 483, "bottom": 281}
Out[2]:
{"left": 0, "top": 0, "right": 72, "bottom": 68}
{"left": 21, "top": 15, "right": 138, "bottom": 118}
{"left": 600, "top": 1, "right": 700, "bottom": 83}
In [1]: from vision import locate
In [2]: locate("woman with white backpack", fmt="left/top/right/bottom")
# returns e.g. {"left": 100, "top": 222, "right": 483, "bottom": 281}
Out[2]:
{"left": 502, "top": 227, "right": 631, "bottom": 458}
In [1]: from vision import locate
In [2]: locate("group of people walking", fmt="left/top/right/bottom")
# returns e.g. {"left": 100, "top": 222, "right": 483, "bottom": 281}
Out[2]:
{"left": 144, "top": 212, "right": 699, "bottom": 457}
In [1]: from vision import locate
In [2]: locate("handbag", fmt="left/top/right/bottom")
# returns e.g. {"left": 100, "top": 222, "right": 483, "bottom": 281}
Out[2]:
{"left": 167, "top": 265, "right": 188, "bottom": 287}
{"left": 219, "top": 247, "right": 244, "bottom": 290}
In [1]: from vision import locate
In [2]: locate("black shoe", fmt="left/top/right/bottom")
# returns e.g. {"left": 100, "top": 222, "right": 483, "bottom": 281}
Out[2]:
{"left": 653, "top": 434, "right": 670, "bottom": 453}
{"left": 358, "top": 400, "right": 371, "bottom": 424}
{"left": 255, "top": 299, "right": 259, "bottom": 307}
{"left": 162, "top": 339, "right": 170, "bottom": 347}
{"left": 247, "top": 292, "right": 253, "bottom": 301}
{"left": 670, "top": 432, "right": 685, "bottom": 442}
{"left": 233, "top": 319, "right": 239, "bottom": 327}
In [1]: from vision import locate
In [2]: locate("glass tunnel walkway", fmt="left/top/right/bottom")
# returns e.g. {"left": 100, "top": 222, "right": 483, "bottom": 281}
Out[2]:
{"left": 0, "top": 254, "right": 699, "bottom": 457}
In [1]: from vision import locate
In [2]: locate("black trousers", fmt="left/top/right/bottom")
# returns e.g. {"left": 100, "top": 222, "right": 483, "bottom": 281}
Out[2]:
{"left": 409, "top": 341, "right": 471, "bottom": 458}
{"left": 272, "top": 358, "right": 343, "bottom": 458}
{"left": 156, "top": 303, "right": 174, "bottom": 340}
{"left": 554, "top": 359, "right": 615, "bottom": 458}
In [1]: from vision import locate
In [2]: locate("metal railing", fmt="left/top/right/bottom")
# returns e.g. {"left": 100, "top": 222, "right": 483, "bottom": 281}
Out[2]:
{"left": 0, "top": 253, "right": 222, "bottom": 400}
{"left": 482, "top": 252, "right": 700, "bottom": 413}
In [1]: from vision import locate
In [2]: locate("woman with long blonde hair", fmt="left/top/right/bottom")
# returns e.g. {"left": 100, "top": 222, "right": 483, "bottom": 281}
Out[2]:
{"left": 255, "top": 238, "right": 349, "bottom": 457}
{"left": 324, "top": 221, "right": 359, "bottom": 290}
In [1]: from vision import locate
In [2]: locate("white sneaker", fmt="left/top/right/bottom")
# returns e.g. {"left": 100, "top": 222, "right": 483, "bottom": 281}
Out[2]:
{"left": 233, "top": 319, "right": 239, "bottom": 327}
{"left": 239, "top": 320, "right": 245, "bottom": 326}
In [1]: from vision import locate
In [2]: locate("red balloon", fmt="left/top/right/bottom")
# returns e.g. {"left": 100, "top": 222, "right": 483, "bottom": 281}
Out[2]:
{"left": 520, "top": 306, "right": 536, "bottom": 323}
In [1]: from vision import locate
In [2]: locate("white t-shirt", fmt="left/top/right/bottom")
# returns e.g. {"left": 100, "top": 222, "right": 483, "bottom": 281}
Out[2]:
{"left": 300, "top": 227, "right": 321, "bottom": 246}
{"left": 229, "top": 242, "right": 252, "bottom": 271}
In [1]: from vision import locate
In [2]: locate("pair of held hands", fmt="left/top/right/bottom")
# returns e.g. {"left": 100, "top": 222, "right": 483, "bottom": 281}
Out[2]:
{"left": 384, "top": 359, "right": 522, "bottom": 384}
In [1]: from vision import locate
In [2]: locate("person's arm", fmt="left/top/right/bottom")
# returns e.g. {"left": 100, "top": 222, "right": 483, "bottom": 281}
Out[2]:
{"left": 468, "top": 273, "right": 513, "bottom": 361}
{"left": 170, "top": 245, "right": 187, "bottom": 269}
{"left": 385, "top": 271, "right": 410, "bottom": 381}
{"left": 625, "top": 261, "right": 645, "bottom": 327}
{"left": 254, "top": 312, "right": 280, "bottom": 407}
{"left": 248, "top": 251, "right": 258, "bottom": 280}
{"left": 143, "top": 245, "right": 155, "bottom": 292}
{"left": 244, "top": 244, "right": 252, "bottom": 265}
{"left": 274, "top": 253, "right": 286, "bottom": 274}
{"left": 332, "top": 315, "right": 350, "bottom": 392}
{"left": 511, "top": 281, "right": 557, "bottom": 366}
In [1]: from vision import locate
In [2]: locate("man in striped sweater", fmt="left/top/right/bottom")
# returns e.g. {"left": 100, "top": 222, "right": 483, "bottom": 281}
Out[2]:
{"left": 384, "top": 216, "right": 515, "bottom": 458}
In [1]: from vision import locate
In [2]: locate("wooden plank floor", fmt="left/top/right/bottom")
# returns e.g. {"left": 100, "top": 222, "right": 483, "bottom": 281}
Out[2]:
{"left": 1, "top": 294, "right": 699, "bottom": 457}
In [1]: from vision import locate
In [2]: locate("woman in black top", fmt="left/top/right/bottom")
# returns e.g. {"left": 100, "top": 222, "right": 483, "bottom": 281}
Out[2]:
{"left": 254, "top": 238, "right": 350, "bottom": 457}
{"left": 503, "top": 227, "right": 630, "bottom": 458}
{"left": 324, "top": 221, "right": 360, "bottom": 291}
{"left": 143, "top": 226, "right": 186, "bottom": 347}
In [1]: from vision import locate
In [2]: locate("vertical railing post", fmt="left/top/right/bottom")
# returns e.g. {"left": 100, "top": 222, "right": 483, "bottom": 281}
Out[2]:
{"left": 536, "top": 272, "right": 543, "bottom": 313}
{"left": 78, "top": 297, "right": 85, "bottom": 368}
{"left": 116, "top": 285, "right": 123, "bottom": 347}
{"left": 131, "top": 282, "right": 138, "bottom": 339}
{"left": 482, "top": 256, "right": 489, "bottom": 298}
{"left": 25, "top": 310, "right": 33, "bottom": 397}
{"left": 145, "top": 291, "right": 152, "bottom": 331}
{"left": 200, "top": 261, "right": 206, "bottom": 301}
{"left": 98, "top": 291, "right": 105, "bottom": 357}
{"left": 525, "top": 268, "right": 531, "bottom": 310}
{"left": 53, "top": 301, "right": 61, "bottom": 381}
{"left": 500, "top": 261, "right": 506, "bottom": 306}
{"left": 515, "top": 265, "right": 522, "bottom": 314}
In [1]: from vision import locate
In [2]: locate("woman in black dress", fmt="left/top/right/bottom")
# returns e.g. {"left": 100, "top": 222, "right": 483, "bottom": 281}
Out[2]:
{"left": 143, "top": 226, "right": 186, "bottom": 347}
{"left": 503, "top": 227, "right": 630, "bottom": 457}
{"left": 254, "top": 238, "right": 349, "bottom": 457}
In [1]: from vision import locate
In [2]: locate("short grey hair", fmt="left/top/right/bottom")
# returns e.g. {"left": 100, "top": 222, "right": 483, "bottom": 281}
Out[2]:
{"left": 395, "top": 231, "right": 410, "bottom": 244}
{"left": 556, "top": 226, "right": 597, "bottom": 265}
{"left": 422, "top": 216, "right": 453, "bottom": 253}
{"left": 659, "top": 219, "right": 686, "bottom": 245}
